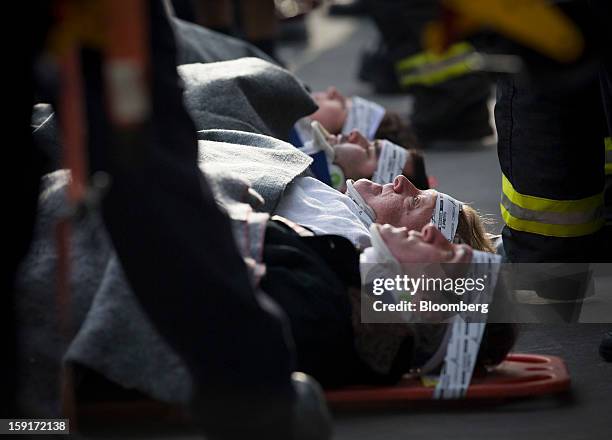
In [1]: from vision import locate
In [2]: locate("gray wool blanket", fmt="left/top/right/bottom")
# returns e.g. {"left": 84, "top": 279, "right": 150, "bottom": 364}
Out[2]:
{"left": 179, "top": 58, "right": 316, "bottom": 140}
{"left": 32, "top": 57, "right": 317, "bottom": 172}
{"left": 17, "top": 130, "right": 312, "bottom": 416}
{"left": 23, "top": 53, "right": 317, "bottom": 416}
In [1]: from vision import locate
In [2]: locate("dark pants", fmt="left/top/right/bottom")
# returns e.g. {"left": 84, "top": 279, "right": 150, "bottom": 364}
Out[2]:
{"left": 363, "top": 0, "right": 492, "bottom": 142}
{"left": 9, "top": 1, "right": 295, "bottom": 435}
{"left": 496, "top": 0, "right": 612, "bottom": 264}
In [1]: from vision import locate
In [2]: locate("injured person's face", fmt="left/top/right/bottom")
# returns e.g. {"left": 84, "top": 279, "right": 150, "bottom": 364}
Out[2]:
{"left": 310, "top": 87, "right": 348, "bottom": 134}
{"left": 353, "top": 175, "right": 437, "bottom": 230}
{"left": 376, "top": 223, "right": 472, "bottom": 264}
{"left": 330, "top": 130, "right": 379, "bottom": 181}
{"left": 330, "top": 130, "right": 417, "bottom": 185}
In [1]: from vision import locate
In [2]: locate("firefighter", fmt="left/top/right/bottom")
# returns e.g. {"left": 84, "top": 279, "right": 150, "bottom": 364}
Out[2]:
{"left": 494, "top": 1, "right": 612, "bottom": 348}
{"left": 496, "top": 0, "right": 611, "bottom": 264}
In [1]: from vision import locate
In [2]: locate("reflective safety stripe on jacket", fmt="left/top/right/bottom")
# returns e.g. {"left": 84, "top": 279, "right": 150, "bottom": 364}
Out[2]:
{"left": 395, "top": 42, "right": 474, "bottom": 88}
{"left": 500, "top": 174, "right": 604, "bottom": 237}
{"left": 605, "top": 137, "right": 612, "bottom": 175}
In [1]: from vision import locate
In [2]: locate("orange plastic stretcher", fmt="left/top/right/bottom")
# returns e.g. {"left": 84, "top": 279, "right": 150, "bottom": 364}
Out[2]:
{"left": 75, "top": 354, "right": 570, "bottom": 429}
{"left": 326, "top": 354, "right": 570, "bottom": 405}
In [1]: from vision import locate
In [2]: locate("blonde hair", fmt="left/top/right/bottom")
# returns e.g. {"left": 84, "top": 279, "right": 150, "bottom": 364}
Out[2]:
{"left": 456, "top": 205, "right": 495, "bottom": 253}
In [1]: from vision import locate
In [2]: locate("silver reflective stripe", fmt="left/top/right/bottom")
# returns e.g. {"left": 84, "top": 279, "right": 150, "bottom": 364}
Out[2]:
{"left": 501, "top": 194, "right": 603, "bottom": 225}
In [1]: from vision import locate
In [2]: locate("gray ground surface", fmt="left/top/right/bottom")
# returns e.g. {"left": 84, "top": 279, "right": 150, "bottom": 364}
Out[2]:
{"left": 82, "top": 7, "right": 611, "bottom": 440}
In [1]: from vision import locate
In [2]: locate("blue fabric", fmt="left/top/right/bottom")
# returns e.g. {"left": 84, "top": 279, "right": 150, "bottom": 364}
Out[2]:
{"left": 309, "top": 151, "right": 332, "bottom": 186}
{"left": 288, "top": 126, "right": 303, "bottom": 148}
{"left": 289, "top": 127, "right": 332, "bottom": 186}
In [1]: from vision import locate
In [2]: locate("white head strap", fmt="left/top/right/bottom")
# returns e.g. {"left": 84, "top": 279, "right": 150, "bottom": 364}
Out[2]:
{"left": 372, "top": 140, "right": 409, "bottom": 184}
{"left": 342, "top": 96, "right": 386, "bottom": 140}
{"left": 431, "top": 192, "right": 463, "bottom": 242}
{"left": 345, "top": 179, "right": 376, "bottom": 227}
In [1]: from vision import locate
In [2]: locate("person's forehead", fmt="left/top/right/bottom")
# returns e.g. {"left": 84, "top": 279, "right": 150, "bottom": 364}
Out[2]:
{"left": 425, "top": 189, "right": 438, "bottom": 201}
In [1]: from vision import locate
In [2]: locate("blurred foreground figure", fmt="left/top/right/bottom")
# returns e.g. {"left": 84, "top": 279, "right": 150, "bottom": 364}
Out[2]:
{"left": 8, "top": 0, "right": 331, "bottom": 437}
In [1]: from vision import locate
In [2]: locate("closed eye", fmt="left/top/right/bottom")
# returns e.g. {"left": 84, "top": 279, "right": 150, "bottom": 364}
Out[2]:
{"left": 404, "top": 196, "right": 417, "bottom": 213}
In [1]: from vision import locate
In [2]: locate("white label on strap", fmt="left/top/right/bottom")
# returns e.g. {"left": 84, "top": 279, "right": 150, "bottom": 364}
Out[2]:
{"left": 342, "top": 96, "right": 386, "bottom": 140}
{"left": 372, "top": 140, "right": 409, "bottom": 184}
{"left": 433, "top": 319, "right": 486, "bottom": 399}
{"left": 433, "top": 251, "right": 501, "bottom": 399}
{"left": 431, "top": 192, "right": 462, "bottom": 242}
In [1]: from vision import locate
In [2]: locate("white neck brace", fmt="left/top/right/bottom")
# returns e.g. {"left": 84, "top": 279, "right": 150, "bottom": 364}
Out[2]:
{"left": 342, "top": 96, "right": 386, "bottom": 140}
{"left": 469, "top": 249, "right": 502, "bottom": 295}
{"left": 372, "top": 140, "right": 409, "bottom": 184}
{"left": 345, "top": 179, "right": 376, "bottom": 227}
{"left": 359, "top": 223, "right": 402, "bottom": 286}
{"left": 301, "top": 121, "right": 335, "bottom": 159}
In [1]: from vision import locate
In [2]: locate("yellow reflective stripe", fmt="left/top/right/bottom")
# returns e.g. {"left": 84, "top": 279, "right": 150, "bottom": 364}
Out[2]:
{"left": 501, "top": 173, "right": 604, "bottom": 237}
{"left": 501, "top": 194, "right": 601, "bottom": 225}
{"left": 605, "top": 137, "right": 612, "bottom": 151}
{"left": 501, "top": 204, "right": 604, "bottom": 237}
{"left": 502, "top": 174, "right": 602, "bottom": 213}
{"left": 399, "top": 62, "right": 473, "bottom": 87}
{"left": 396, "top": 42, "right": 473, "bottom": 72}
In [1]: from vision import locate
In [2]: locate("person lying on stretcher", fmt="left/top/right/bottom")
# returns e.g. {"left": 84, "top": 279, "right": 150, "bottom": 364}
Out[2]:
{"left": 269, "top": 171, "right": 515, "bottom": 386}
{"left": 295, "top": 113, "right": 430, "bottom": 191}
{"left": 297, "top": 87, "right": 417, "bottom": 150}
{"left": 275, "top": 173, "right": 494, "bottom": 252}
{"left": 16, "top": 169, "right": 515, "bottom": 410}
{"left": 16, "top": 130, "right": 505, "bottom": 411}
{"left": 260, "top": 216, "right": 517, "bottom": 388}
